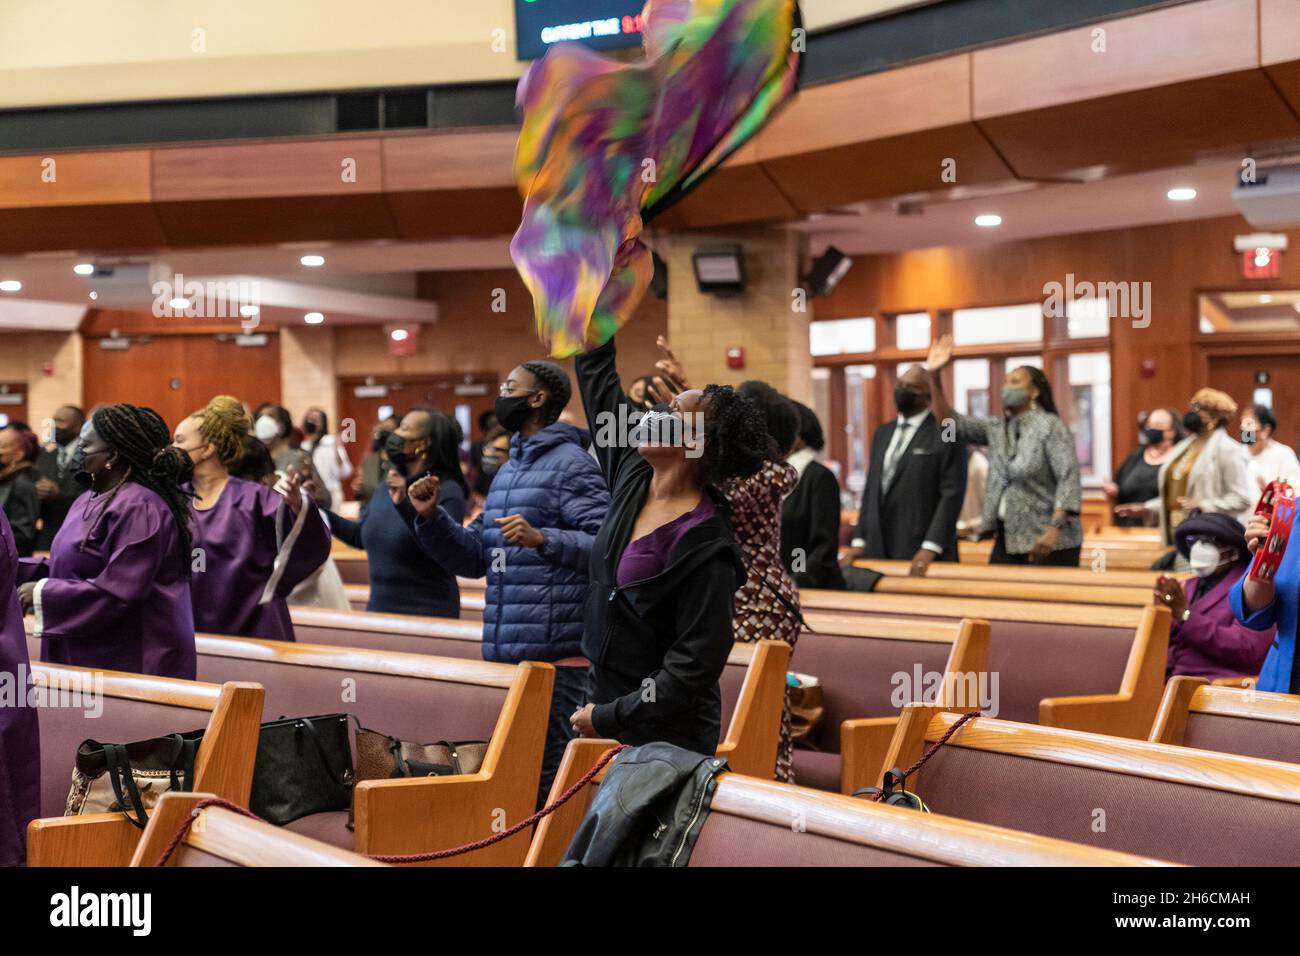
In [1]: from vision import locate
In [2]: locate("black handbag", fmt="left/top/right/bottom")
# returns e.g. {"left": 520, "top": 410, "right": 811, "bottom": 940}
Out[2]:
{"left": 249, "top": 714, "right": 354, "bottom": 826}
{"left": 66, "top": 730, "right": 204, "bottom": 828}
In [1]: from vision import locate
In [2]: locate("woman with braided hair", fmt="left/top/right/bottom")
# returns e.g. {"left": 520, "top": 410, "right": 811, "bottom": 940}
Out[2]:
{"left": 562, "top": 333, "right": 771, "bottom": 757}
{"left": 172, "top": 395, "right": 331, "bottom": 641}
{"left": 407, "top": 361, "right": 609, "bottom": 805}
{"left": 16, "top": 403, "right": 197, "bottom": 678}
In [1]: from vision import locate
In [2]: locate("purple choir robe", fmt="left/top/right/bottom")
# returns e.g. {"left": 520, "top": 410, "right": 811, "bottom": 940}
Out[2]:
{"left": 1167, "top": 563, "right": 1276, "bottom": 682}
{"left": 24, "top": 482, "right": 196, "bottom": 680}
{"left": 0, "top": 510, "right": 40, "bottom": 866}
{"left": 188, "top": 477, "right": 331, "bottom": 641}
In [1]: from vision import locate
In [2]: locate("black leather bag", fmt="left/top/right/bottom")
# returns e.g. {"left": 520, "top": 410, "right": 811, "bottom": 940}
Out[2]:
{"left": 249, "top": 714, "right": 354, "bottom": 826}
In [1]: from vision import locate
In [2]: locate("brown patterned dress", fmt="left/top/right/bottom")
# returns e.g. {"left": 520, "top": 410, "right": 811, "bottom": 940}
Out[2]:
{"left": 722, "top": 460, "right": 803, "bottom": 782}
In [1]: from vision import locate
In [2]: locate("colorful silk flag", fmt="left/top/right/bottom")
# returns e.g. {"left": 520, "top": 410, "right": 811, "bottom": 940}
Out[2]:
{"left": 511, "top": 0, "right": 803, "bottom": 358}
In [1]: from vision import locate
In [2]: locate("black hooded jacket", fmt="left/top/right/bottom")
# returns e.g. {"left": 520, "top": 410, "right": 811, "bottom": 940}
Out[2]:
{"left": 575, "top": 338, "right": 746, "bottom": 756}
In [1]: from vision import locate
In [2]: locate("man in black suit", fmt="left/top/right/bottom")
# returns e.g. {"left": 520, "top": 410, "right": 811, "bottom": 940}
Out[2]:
{"left": 842, "top": 366, "right": 966, "bottom": 584}
{"left": 33, "top": 404, "right": 86, "bottom": 550}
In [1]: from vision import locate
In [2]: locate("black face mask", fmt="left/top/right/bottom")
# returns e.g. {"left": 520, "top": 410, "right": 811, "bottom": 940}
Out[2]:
{"left": 69, "top": 444, "right": 94, "bottom": 489}
{"left": 54, "top": 426, "right": 76, "bottom": 447}
{"left": 480, "top": 454, "right": 504, "bottom": 478}
{"left": 495, "top": 394, "right": 536, "bottom": 434}
{"left": 1182, "top": 410, "right": 1204, "bottom": 434}
{"left": 372, "top": 429, "right": 391, "bottom": 453}
{"left": 302, "top": 421, "right": 319, "bottom": 436}
{"left": 894, "top": 385, "right": 926, "bottom": 417}
{"left": 383, "top": 431, "right": 412, "bottom": 473}
{"left": 1143, "top": 427, "right": 1166, "bottom": 446}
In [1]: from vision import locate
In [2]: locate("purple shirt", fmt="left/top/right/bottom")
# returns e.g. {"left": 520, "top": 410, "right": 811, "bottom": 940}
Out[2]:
{"left": 617, "top": 494, "right": 715, "bottom": 586}
{"left": 0, "top": 509, "right": 39, "bottom": 865}
{"left": 1167, "top": 563, "right": 1276, "bottom": 682}
{"left": 24, "top": 481, "right": 196, "bottom": 679}
{"left": 188, "top": 477, "right": 331, "bottom": 641}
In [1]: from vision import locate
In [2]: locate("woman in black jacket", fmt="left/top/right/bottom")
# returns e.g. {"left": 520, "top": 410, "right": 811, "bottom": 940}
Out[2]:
{"left": 781, "top": 402, "right": 846, "bottom": 590}
{"left": 569, "top": 336, "right": 771, "bottom": 755}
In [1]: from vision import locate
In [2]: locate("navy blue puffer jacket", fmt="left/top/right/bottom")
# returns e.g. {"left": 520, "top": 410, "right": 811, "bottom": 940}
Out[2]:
{"left": 413, "top": 423, "right": 609, "bottom": 663}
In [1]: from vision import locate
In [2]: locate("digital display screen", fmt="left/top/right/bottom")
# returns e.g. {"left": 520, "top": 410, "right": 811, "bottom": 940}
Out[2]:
{"left": 514, "top": 0, "right": 646, "bottom": 60}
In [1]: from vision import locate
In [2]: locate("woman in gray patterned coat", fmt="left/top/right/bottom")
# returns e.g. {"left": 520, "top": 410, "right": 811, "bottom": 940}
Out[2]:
{"left": 925, "top": 334, "right": 1082, "bottom": 566}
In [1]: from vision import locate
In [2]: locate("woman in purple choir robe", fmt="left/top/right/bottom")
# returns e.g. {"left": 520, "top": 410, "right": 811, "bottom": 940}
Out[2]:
{"left": 174, "top": 396, "right": 331, "bottom": 642}
{"left": 17, "top": 404, "right": 197, "bottom": 680}
{"left": 1, "top": 509, "right": 40, "bottom": 866}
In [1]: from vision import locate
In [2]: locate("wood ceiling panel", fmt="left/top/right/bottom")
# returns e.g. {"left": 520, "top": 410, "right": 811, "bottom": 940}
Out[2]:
{"left": 0, "top": 203, "right": 167, "bottom": 254}
{"left": 152, "top": 138, "right": 384, "bottom": 201}
{"left": 753, "top": 54, "right": 972, "bottom": 161}
{"left": 758, "top": 123, "right": 1013, "bottom": 213}
{"left": 382, "top": 132, "right": 516, "bottom": 191}
{"left": 978, "top": 71, "right": 1300, "bottom": 181}
{"left": 1261, "top": 0, "right": 1300, "bottom": 117}
{"left": 154, "top": 195, "right": 398, "bottom": 246}
{"left": 974, "top": 0, "right": 1258, "bottom": 119}
{"left": 385, "top": 186, "right": 522, "bottom": 240}
{"left": 0, "top": 150, "right": 152, "bottom": 208}
{"left": 652, "top": 164, "right": 798, "bottom": 229}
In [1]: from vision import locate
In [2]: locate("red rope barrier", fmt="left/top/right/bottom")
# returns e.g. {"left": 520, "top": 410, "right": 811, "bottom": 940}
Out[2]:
{"left": 153, "top": 744, "right": 630, "bottom": 867}
{"left": 870, "top": 711, "right": 980, "bottom": 802}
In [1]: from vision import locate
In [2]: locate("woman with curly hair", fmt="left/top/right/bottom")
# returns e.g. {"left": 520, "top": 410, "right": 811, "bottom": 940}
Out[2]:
{"left": 17, "top": 403, "right": 197, "bottom": 678}
{"left": 172, "top": 395, "right": 331, "bottom": 641}
{"left": 564, "top": 334, "right": 771, "bottom": 756}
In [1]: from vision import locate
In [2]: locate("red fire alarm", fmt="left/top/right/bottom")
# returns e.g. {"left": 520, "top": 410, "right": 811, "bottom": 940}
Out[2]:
{"left": 725, "top": 346, "right": 745, "bottom": 370}
{"left": 42, "top": 361, "right": 55, "bottom": 377}
{"left": 1140, "top": 358, "right": 1157, "bottom": 378}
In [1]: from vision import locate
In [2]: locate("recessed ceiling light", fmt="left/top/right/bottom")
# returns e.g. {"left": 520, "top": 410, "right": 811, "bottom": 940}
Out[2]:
{"left": 1167, "top": 187, "right": 1197, "bottom": 202}
{"left": 390, "top": 328, "right": 409, "bottom": 342}
{"left": 169, "top": 297, "right": 190, "bottom": 310}
{"left": 304, "top": 312, "right": 324, "bottom": 324}
{"left": 0, "top": 280, "right": 22, "bottom": 293}
{"left": 974, "top": 214, "right": 1002, "bottom": 228}
{"left": 300, "top": 255, "right": 325, "bottom": 267}
{"left": 73, "top": 263, "right": 94, "bottom": 276}
{"left": 239, "top": 305, "right": 260, "bottom": 317}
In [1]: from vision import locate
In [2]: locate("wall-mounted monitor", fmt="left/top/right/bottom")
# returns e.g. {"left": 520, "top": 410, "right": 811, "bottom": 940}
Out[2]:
{"left": 515, "top": 0, "right": 646, "bottom": 60}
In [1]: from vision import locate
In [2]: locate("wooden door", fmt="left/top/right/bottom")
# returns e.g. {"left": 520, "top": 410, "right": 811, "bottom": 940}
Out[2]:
{"left": 1205, "top": 352, "right": 1300, "bottom": 450}
{"left": 336, "top": 372, "right": 499, "bottom": 498}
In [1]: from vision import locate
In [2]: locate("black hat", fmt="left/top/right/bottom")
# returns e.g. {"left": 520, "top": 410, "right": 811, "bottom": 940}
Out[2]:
{"left": 1174, "top": 510, "right": 1248, "bottom": 559}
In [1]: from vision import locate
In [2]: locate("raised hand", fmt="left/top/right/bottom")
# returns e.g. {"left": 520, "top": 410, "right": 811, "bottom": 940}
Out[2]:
{"left": 407, "top": 474, "right": 441, "bottom": 517}
{"left": 654, "top": 335, "right": 690, "bottom": 388}
{"left": 926, "top": 333, "right": 954, "bottom": 372}
{"left": 282, "top": 464, "right": 305, "bottom": 514}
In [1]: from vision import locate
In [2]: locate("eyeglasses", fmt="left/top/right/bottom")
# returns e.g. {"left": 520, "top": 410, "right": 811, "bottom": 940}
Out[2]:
{"left": 498, "top": 385, "right": 539, "bottom": 398}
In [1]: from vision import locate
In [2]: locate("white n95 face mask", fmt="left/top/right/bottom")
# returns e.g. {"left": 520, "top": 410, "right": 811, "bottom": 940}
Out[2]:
{"left": 254, "top": 415, "right": 280, "bottom": 443}
{"left": 1188, "top": 540, "right": 1224, "bottom": 577}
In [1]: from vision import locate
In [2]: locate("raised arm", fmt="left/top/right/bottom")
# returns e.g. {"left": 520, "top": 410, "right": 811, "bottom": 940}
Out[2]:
{"left": 574, "top": 336, "right": 638, "bottom": 487}
{"left": 925, "top": 333, "right": 991, "bottom": 446}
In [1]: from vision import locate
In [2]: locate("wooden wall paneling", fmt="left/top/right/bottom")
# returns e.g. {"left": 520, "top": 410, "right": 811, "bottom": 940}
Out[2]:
{"left": 1261, "top": 0, "right": 1300, "bottom": 117}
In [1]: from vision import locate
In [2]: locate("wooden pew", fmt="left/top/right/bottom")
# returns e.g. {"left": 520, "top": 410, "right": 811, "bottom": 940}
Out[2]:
{"left": 287, "top": 608, "right": 790, "bottom": 778}
{"left": 130, "top": 792, "right": 387, "bottom": 867}
{"left": 523, "top": 739, "right": 1176, "bottom": 868}
{"left": 959, "top": 538, "right": 1169, "bottom": 570}
{"left": 855, "top": 576, "right": 1151, "bottom": 606}
{"left": 852, "top": 559, "right": 1174, "bottom": 588}
{"left": 192, "top": 635, "right": 551, "bottom": 865}
{"left": 868, "top": 703, "right": 1300, "bottom": 866}
{"left": 26, "top": 666, "right": 264, "bottom": 867}
{"left": 1150, "top": 677, "right": 1300, "bottom": 765}
{"left": 726, "top": 618, "right": 990, "bottom": 794}
{"left": 801, "top": 598, "right": 1169, "bottom": 739}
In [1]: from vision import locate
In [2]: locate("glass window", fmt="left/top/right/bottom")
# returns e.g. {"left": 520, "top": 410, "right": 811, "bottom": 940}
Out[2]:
{"left": 1199, "top": 291, "right": 1300, "bottom": 333}
{"left": 1065, "top": 351, "right": 1111, "bottom": 484}
{"left": 895, "top": 312, "right": 931, "bottom": 350}
{"left": 952, "top": 358, "right": 990, "bottom": 418}
{"left": 1066, "top": 296, "right": 1111, "bottom": 338}
{"left": 843, "top": 363, "right": 876, "bottom": 495}
{"left": 952, "top": 303, "right": 1043, "bottom": 346}
{"left": 810, "top": 317, "right": 875, "bottom": 356}
{"left": 1005, "top": 355, "right": 1043, "bottom": 371}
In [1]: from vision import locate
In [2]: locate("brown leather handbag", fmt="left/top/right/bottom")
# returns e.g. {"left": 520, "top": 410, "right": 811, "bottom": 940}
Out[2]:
{"left": 349, "top": 720, "right": 488, "bottom": 827}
